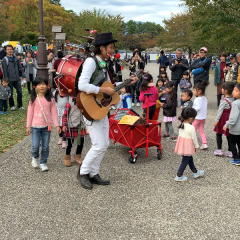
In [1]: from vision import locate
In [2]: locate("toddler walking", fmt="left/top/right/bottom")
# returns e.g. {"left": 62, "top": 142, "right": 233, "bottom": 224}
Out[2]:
{"left": 26, "top": 77, "right": 61, "bottom": 171}
{"left": 161, "top": 81, "right": 177, "bottom": 141}
{"left": 224, "top": 84, "right": 240, "bottom": 165}
{"left": 0, "top": 78, "right": 11, "bottom": 114}
{"left": 192, "top": 82, "right": 208, "bottom": 150}
{"left": 174, "top": 107, "right": 204, "bottom": 181}
{"left": 214, "top": 82, "right": 235, "bottom": 157}
{"left": 139, "top": 74, "right": 158, "bottom": 120}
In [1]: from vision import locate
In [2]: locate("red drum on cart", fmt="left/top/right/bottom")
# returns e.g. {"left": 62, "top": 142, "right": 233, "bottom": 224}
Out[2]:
{"left": 55, "top": 55, "right": 84, "bottom": 97}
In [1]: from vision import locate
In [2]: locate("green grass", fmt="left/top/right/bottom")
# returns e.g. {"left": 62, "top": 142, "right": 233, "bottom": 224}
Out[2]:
{"left": 0, "top": 86, "right": 30, "bottom": 156}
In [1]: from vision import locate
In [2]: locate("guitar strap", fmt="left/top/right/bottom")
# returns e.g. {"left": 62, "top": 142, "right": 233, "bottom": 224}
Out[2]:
{"left": 107, "top": 69, "right": 115, "bottom": 85}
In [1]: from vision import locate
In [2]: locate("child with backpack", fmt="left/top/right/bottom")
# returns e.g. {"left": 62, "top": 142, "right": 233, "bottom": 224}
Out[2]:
{"left": 62, "top": 98, "right": 85, "bottom": 167}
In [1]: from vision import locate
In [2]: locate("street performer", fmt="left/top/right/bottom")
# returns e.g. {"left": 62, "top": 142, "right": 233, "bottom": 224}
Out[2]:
{"left": 77, "top": 32, "right": 138, "bottom": 190}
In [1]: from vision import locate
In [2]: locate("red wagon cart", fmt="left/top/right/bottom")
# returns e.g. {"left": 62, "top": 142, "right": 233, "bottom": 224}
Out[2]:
{"left": 109, "top": 94, "right": 162, "bottom": 163}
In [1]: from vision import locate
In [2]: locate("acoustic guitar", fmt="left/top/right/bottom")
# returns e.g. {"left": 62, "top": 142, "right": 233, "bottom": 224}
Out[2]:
{"left": 77, "top": 70, "right": 144, "bottom": 121}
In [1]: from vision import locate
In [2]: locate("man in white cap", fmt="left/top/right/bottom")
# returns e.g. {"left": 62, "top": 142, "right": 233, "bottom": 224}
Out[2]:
{"left": 190, "top": 47, "right": 212, "bottom": 86}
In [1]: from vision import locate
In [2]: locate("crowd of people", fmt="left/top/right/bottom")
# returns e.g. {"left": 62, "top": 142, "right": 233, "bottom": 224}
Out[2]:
{"left": 1, "top": 34, "right": 240, "bottom": 187}
{"left": 0, "top": 45, "right": 58, "bottom": 114}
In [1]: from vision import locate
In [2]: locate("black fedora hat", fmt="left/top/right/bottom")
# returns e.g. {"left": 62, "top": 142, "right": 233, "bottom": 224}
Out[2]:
{"left": 93, "top": 32, "right": 117, "bottom": 46}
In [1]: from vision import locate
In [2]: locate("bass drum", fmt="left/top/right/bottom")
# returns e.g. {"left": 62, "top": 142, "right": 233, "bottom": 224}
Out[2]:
{"left": 55, "top": 55, "right": 84, "bottom": 97}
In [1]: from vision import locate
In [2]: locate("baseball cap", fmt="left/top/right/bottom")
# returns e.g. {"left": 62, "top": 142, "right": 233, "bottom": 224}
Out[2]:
{"left": 229, "top": 53, "right": 236, "bottom": 59}
{"left": 200, "top": 47, "right": 208, "bottom": 52}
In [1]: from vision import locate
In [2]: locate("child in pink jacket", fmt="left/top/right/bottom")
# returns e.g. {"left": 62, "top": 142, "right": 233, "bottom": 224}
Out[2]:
{"left": 139, "top": 74, "right": 159, "bottom": 120}
{"left": 26, "top": 77, "right": 60, "bottom": 172}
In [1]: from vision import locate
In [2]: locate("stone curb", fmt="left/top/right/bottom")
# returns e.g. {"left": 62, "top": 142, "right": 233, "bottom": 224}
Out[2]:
{"left": 0, "top": 135, "right": 31, "bottom": 164}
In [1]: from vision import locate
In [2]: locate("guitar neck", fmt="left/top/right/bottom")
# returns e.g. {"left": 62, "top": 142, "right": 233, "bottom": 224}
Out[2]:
{"left": 114, "top": 79, "right": 132, "bottom": 92}
{"left": 114, "top": 70, "right": 144, "bottom": 92}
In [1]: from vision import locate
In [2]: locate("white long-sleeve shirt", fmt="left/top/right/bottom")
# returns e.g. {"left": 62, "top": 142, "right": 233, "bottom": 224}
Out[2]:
{"left": 193, "top": 96, "right": 207, "bottom": 120}
{"left": 78, "top": 56, "right": 110, "bottom": 94}
{"left": 179, "top": 123, "right": 199, "bottom": 149}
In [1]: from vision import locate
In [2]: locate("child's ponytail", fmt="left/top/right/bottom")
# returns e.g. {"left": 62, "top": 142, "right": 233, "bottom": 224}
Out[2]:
{"left": 178, "top": 116, "right": 185, "bottom": 129}
{"left": 194, "top": 81, "right": 209, "bottom": 95}
{"left": 140, "top": 73, "right": 153, "bottom": 91}
{"left": 178, "top": 107, "right": 197, "bottom": 129}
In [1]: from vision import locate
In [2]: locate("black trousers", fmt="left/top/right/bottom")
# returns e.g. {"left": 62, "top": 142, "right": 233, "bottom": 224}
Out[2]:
{"left": 59, "top": 127, "right": 66, "bottom": 141}
{"left": 0, "top": 99, "right": 8, "bottom": 112}
{"left": 216, "top": 133, "right": 230, "bottom": 151}
{"left": 217, "top": 94, "right": 222, "bottom": 107}
{"left": 143, "top": 105, "right": 156, "bottom": 120}
{"left": 177, "top": 155, "right": 197, "bottom": 177}
{"left": 229, "top": 134, "right": 240, "bottom": 160}
{"left": 66, "top": 137, "right": 84, "bottom": 155}
{"left": 27, "top": 74, "right": 34, "bottom": 93}
{"left": 8, "top": 81, "right": 22, "bottom": 108}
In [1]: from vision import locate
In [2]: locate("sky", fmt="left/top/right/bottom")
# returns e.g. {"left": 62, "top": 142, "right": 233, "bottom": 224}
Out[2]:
{"left": 60, "top": 0, "right": 185, "bottom": 26}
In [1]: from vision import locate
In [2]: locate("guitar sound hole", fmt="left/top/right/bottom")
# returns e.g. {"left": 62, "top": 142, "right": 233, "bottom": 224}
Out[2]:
{"left": 101, "top": 98, "right": 112, "bottom": 107}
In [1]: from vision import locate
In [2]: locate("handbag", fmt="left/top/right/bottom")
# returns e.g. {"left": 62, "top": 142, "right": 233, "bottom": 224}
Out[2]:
{"left": 37, "top": 95, "right": 52, "bottom": 132}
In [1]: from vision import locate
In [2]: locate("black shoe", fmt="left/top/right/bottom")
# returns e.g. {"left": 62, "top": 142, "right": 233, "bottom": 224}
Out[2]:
{"left": 79, "top": 174, "right": 93, "bottom": 190}
{"left": 77, "top": 166, "right": 81, "bottom": 181}
{"left": 90, "top": 174, "right": 110, "bottom": 185}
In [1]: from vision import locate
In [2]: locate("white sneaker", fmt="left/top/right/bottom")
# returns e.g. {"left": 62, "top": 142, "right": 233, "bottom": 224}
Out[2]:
{"left": 111, "top": 105, "right": 116, "bottom": 110}
{"left": 136, "top": 103, "right": 140, "bottom": 107}
{"left": 200, "top": 144, "right": 208, "bottom": 150}
{"left": 132, "top": 103, "right": 135, "bottom": 107}
{"left": 10, "top": 106, "right": 16, "bottom": 111}
{"left": 39, "top": 163, "right": 49, "bottom": 172}
{"left": 31, "top": 157, "right": 39, "bottom": 168}
{"left": 18, "top": 107, "right": 25, "bottom": 110}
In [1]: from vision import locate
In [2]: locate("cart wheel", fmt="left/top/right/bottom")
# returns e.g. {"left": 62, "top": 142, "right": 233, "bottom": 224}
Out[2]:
{"left": 157, "top": 149, "right": 162, "bottom": 160}
{"left": 129, "top": 152, "right": 137, "bottom": 164}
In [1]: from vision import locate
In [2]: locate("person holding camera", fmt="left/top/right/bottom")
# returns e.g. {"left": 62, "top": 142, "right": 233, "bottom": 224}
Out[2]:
{"left": 130, "top": 50, "right": 144, "bottom": 107}
{"left": 169, "top": 48, "right": 189, "bottom": 98}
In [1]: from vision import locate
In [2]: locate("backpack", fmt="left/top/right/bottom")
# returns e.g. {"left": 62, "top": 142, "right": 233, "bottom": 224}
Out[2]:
{"left": 164, "top": 56, "right": 169, "bottom": 66}
{"left": 4, "top": 56, "right": 23, "bottom": 77}
{"left": 67, "top": 104, "right": 81, "bottom": 128}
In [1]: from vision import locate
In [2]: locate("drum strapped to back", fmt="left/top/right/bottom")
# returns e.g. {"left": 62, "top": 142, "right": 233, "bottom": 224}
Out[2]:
{"left": 54, "top": 55, "right": 84, "bottom": 97}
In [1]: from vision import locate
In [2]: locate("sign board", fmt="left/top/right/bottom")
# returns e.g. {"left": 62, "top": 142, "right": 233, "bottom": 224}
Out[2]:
{"left": 118, "top": 115, "right": 140, "bottom": 125}
{"left": 52, "top": 26, "right": 62, "bottom": 33}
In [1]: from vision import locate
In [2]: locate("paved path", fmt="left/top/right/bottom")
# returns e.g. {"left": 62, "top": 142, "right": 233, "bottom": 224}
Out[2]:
{"left": 1, "top": 63, "right": 239, "bottom": 239}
